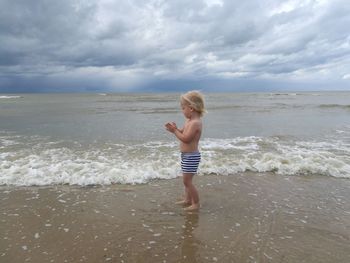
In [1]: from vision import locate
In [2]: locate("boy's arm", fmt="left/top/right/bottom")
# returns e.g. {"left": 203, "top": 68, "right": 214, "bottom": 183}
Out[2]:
{"left": 172, "top": 122, "right": 184, "bottom": 133}
{"left": 177, "top": 127, "right": 184, "bottom": 133}
{"left": 173, "top": 121, "right": 199, "bottom": 143}
{"left": 165, "top": 122, "right": 184, "bottom": 133}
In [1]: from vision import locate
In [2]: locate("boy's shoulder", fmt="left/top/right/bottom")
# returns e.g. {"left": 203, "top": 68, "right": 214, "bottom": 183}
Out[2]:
{"left": 188, "top": 119, "right": 202, "bottom": 128}
{"left": 191, "top": 118, "right": 202, "bottom": 124}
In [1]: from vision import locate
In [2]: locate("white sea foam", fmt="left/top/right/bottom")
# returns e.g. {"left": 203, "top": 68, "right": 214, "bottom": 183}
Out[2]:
{"left": 0, "top": 134, "right": 349, "bottom": 186}
{"left": 0, "top": 95, "right": 22, "bottom": 99}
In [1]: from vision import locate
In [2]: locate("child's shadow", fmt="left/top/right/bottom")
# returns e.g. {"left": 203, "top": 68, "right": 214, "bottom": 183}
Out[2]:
{"left": 180, "top": 212, "right": 200, "bottom": 263}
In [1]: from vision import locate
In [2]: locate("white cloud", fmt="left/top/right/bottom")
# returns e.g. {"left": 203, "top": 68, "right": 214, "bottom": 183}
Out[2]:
{"left": 204, "top": 0, "right": 223, "bottom": 7}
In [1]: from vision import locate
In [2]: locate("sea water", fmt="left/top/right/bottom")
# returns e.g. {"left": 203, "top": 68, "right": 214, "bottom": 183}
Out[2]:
{"left": 0, "top": 92, "right": 349, "bottom": 186}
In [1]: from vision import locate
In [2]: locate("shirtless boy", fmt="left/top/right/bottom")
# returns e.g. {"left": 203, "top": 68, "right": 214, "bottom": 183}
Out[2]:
{"left": 165, "top": 91, "right": 206, "bottom": 211}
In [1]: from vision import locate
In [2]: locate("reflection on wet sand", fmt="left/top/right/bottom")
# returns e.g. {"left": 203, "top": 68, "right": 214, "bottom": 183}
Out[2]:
{"left": 180, "top": 212, "right": 200, "bottom": 263}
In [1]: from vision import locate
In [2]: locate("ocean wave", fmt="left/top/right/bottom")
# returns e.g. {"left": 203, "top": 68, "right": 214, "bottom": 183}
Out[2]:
{"left": 0, "top": 135, "right": 349, "bottom": 186}
{"left": 270, "top": 93, "right": 298, "bottom": 96}
{"left": 201, "top": 137, "right": 350, "bottom": 177}
{"left": 0, "top": 96, "right": 22, "bottom": 99}
{"left": 319, "top": 104, "right": 350, "bottom": 109}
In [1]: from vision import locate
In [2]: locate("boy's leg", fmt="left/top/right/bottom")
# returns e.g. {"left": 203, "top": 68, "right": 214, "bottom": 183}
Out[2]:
{"left": 175, "top": 190, "right": 191, "bottom": 205}
{"left": 183, "top": 173, "right": 199, "bottom": 210}
{"left": 175, "top": 174, "right": 192, "bottom": 205}
{"left": 185, "top": 187, "right": 192, "bottom": 204}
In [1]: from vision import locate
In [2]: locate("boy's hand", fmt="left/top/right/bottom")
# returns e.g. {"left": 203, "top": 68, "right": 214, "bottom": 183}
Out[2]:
{"left": 165, "top": 122, "right": 177, "bottom": 133}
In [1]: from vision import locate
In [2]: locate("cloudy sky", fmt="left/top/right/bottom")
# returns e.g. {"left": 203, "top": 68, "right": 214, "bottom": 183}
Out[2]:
{"left": 0, "top": 0, "right": 349, "bottom": 92}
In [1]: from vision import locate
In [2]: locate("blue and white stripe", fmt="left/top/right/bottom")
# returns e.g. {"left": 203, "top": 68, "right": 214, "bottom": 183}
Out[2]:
{"left": 181, "top": 152, "right": 201, "bottom": 174}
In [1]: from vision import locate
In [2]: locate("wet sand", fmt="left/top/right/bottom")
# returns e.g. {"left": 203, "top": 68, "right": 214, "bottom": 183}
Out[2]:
{"left": 1, "top": 172, "right": 350, "bottom": 263}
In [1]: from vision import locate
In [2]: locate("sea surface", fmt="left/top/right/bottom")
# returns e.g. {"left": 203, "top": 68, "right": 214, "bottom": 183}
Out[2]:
{"left": 0, "top": 92, "right": 349, "bottom": 186}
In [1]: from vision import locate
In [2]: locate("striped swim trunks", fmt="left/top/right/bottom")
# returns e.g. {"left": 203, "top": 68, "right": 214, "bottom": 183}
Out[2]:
{"left": 181, "top": 152, "right": 201, "bottom": 174}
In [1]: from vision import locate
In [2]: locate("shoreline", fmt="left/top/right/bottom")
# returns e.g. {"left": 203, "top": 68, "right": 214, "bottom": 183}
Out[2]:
{"left": 1, "top": 172, "right": 350, "bottom": 262}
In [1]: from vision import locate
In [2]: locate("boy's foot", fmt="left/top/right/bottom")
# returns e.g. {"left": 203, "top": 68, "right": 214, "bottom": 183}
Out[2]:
{"left": 184, "top": 204, "right": 200, "bottom": 211}
{"left": 175, "top": 200, "right": 191, "bottom": 206}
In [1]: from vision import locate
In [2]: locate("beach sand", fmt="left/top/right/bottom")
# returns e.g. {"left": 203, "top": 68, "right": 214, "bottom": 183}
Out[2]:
{"left": 1, "top": 172, "right": 350, "bottom": 263}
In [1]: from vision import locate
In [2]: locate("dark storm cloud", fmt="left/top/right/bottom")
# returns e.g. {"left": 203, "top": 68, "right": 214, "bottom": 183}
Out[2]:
{"left": 0, "top": 0, "right": 349, "bottom": 92}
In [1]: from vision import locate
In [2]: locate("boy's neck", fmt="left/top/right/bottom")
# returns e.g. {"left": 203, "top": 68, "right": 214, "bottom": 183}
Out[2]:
{"left": 189, "top": 112, "right": 200, "bottom": 120}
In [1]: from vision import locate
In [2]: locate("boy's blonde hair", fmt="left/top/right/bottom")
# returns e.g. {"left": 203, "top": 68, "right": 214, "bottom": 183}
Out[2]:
{"left": 181, "top": 90, "right": 206, "bottom": 117}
